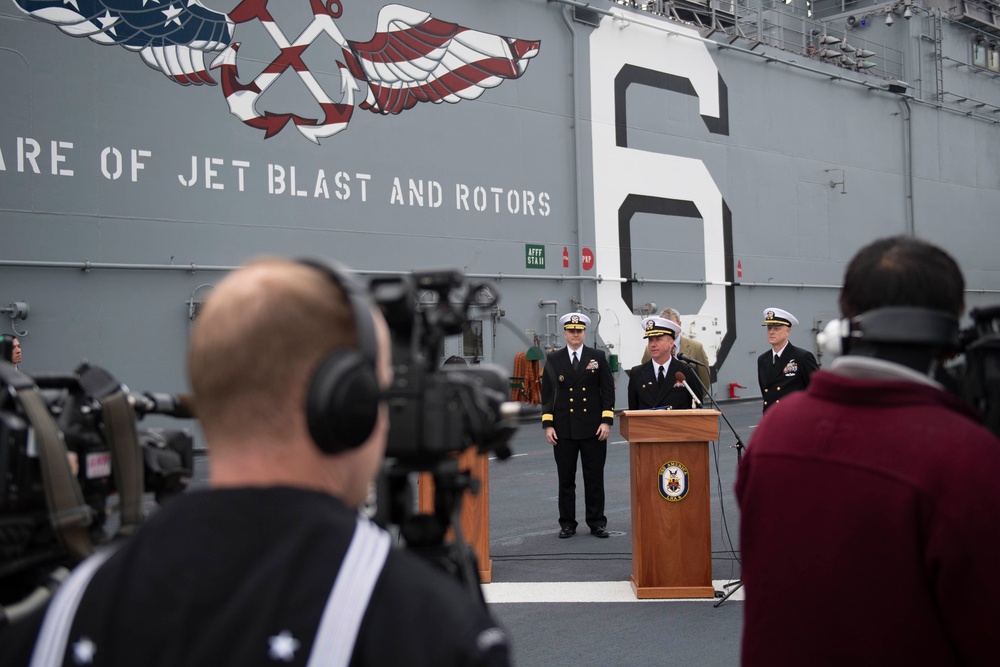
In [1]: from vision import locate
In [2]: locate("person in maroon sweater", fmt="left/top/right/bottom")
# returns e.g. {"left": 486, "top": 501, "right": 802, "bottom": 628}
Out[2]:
{"left": 737, "top": 235, "right": 1000, "bottom": 666}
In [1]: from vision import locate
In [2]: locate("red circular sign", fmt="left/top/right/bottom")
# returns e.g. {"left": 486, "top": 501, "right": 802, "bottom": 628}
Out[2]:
{"left": 581, "top": 247, "right": 594, "bottom": 271}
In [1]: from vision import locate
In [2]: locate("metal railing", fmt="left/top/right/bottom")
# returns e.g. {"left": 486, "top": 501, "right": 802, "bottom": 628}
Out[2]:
{"left": 612, "top": 0, "right": 905, "bottom": 78}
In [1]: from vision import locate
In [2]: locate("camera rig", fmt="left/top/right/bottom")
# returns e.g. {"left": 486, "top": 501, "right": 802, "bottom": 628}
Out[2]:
{"left": 957, "top": 304, "right": 1000, "bottom": 438}
{"left": 369, "top": 269, "right": 535, "bottom": 599}
{"left": 0, "top": 361, "right": 193, "bottom": 624}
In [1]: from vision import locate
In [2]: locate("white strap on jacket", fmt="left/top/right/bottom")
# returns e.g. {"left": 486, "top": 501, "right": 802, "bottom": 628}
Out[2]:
{"left": 27, "top": 517, "right": 390, "bottom": 667}
{"left": 29, "top": 546, "right": 118, "bottom": 667}
{"left": 307, "top": 517, "right": 391, "bottom": 667}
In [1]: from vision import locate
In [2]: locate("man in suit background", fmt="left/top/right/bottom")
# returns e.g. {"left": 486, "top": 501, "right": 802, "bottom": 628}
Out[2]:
{"left": 756, "top": 307, "right": 819, "bottom": 412}
{"left": 629, "top": 317, "right": 704, "bottom": 410}
{"left": 540, "top": 312, "right": 615, "bottom": 539}
{"left": 640, "top": 307, "right": 711, "bottom": 392}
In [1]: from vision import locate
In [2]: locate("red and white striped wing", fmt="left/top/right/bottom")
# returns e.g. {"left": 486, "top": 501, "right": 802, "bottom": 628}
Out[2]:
{"left": 346, "top": 5, "right": 539, "bottom": 115}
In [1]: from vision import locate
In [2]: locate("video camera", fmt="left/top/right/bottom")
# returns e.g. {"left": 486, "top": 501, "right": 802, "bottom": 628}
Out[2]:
{"left": 0, "top": 360, "right": 193, "bottom": 604}
{"left": 956, "top": 304, "right": 1000, "bottom": 438}
{"left": 368, "top": 269, "right": 534, "bottom": 596}
{"left": 371, "top": 268, "right": 526, "bottom": 466}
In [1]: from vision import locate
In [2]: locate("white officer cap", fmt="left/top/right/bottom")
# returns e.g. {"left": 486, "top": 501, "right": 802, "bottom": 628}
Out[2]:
{"left": 560, "top": 312, "right": 591, "bottom": 330}
{"left": 642, "top": 317, "right": 681, "bottom": 339}
{"left": 763, "top": 308, "right": 799, "bottom": 327}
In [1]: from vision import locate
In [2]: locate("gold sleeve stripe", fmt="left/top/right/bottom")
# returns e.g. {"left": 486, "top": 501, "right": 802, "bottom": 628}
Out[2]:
{"left": 602, "top": 410, "right": 614, "bottom": 419}
{"left": 542, "top": 413, "right": 554, "bottom": 422}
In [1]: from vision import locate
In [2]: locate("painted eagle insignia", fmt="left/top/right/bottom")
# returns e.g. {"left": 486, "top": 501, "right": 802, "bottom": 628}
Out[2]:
{"left": 12, "top": 0, "right": 540, "bottom": 142}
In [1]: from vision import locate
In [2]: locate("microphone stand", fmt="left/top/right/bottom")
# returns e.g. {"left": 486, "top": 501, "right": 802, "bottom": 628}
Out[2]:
{"left": 681, "top": 365, "right": 746, "bottom": 607}
{"left": 681, "top": 362, "right": 747, "bottom": 459}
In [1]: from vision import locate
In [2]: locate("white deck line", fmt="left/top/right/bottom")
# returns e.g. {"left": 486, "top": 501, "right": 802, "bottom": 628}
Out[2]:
{"left": 482, "top": 580, "right": 744, "bottom": 603}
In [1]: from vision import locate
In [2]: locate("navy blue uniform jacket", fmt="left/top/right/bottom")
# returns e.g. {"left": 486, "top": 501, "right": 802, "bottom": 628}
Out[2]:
{"left": 627, "top": 357, "right": 703, "bottom": 410}
{"left": 757, "top": 342, "right": 819, "bottom": 412}
{"left": 541, "top": 345, "right": 615, "bottom": 438}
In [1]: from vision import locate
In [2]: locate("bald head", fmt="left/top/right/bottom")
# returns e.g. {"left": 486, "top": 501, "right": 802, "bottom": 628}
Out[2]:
{"left": 188, "top": 258, "right": 392, "bottom": 502}
{"left": 189, "top": 258, "right": 368, "bottom": 445}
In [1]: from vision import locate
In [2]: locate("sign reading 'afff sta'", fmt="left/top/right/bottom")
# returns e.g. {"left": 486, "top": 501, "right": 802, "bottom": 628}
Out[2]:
{"left": 526, "top": 244, "right": 545, "bottom": 269}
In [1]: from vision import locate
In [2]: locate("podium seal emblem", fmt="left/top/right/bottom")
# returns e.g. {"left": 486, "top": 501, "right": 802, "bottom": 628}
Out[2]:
{"left": 658, "top": 461, "right": 689, "bottom": 502}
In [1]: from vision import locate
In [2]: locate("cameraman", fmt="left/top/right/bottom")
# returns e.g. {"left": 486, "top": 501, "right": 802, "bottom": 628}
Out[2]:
{"left": 0, "top": 257, "right": 510, "bottom": 666}
{"left": 736, "top": 236, "right": 1000, "bottom": 665}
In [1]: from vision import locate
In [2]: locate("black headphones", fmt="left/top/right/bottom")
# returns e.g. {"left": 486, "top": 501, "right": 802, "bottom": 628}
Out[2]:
{"left": 817, "top": 306, "right": 960, "bottom": 358}
{"left": 299, "top": 258, "right": 382, "bottom": 454}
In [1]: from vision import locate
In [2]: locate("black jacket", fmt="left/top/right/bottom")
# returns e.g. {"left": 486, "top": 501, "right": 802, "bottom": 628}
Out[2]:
{"left": 627, "top": 357, "right": 703, "bottom": 410}
{"left": 757, "top": 342, "right": 820, "bottom": 412}
{"left": 0, "top": 488, "right": 509, "bottom": 667}
{"left": 541, "top": 345, "right": 615, "bottom": 439}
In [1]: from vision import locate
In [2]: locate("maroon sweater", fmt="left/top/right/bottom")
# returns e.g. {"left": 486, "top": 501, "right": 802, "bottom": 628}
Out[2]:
{"left": 737, "top": 367, "right": 1000, "bottom": 666}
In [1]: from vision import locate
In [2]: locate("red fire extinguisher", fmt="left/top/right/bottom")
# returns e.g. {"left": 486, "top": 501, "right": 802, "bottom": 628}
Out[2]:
{"left": 562, "top": 247, "right": 569, "bottom": 268}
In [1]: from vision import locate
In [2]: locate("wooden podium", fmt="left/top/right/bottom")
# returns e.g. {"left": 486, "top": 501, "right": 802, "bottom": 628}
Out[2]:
{"left": 417, "top": 448, "right": 492, "bottom": 583}
{"left": 620, "top": 409, "right": 720, "bottom": 599}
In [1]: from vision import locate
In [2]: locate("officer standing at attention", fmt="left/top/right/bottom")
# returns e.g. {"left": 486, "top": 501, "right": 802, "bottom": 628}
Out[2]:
{"left": 757, "top": 307, "right": 819, "bottom": 412}
{"left": 541, "top": 313, "right": 615, "bottom": 539}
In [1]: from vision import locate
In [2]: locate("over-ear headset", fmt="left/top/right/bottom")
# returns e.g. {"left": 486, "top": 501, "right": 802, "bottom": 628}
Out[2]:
{"left": 299, "top": 258, "right": 382, "bottom": 454}
{"left": 817, "top": 307, "right": 960, "bottom": 359}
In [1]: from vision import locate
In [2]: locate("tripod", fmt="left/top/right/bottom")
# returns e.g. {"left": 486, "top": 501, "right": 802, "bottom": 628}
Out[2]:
{"left": 377, "top": 458, "right": 487, "bottom": 608}
{"left": 678, "top": 364, "right": 747, "bottom": 607}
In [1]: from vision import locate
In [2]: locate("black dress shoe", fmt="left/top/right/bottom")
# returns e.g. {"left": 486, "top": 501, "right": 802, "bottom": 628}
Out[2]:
{"left": 591, "top": 527, "right": 609, "bottom": 538}
{"left": 558, "top": 527, "right": 575, "bottom": 538}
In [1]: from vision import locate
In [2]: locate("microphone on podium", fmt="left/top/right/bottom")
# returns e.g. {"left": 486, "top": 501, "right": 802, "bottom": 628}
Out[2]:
{"left": 676, "top": 352, "right": 707, "bottom": 367}
{"left": 674, "top": 371, "right": 702, "bottom": 408}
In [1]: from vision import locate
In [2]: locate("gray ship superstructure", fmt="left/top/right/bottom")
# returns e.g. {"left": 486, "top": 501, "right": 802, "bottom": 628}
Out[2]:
{"left": 2, "top": 0, "right": 999, "bottom": 415}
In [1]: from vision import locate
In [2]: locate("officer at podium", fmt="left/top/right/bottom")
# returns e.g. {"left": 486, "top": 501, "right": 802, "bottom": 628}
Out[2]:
{"left": 628, "top": 317, "right": 703, "bottom": 410}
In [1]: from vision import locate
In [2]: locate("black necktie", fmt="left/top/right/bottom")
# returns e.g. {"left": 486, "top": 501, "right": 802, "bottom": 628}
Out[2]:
{"left": 572, "top": 351, "right": 579, "bottom": 371}
{"left": 657, "top": 365, "right": 665, "bottom": 386}
{"left": 773, "top": 354, "right": 779, "bottom": 367}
